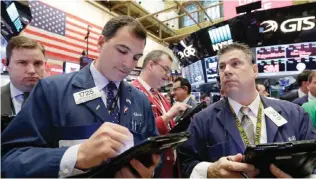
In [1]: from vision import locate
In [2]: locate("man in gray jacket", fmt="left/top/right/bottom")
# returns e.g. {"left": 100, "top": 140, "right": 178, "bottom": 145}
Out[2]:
{"left": 173, "top": 77, "right": 197, "bottom": 108}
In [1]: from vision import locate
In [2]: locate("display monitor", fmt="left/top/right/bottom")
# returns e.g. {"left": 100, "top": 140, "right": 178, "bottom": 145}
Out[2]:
{"left": 258, "top": 59, "right": 286, "bottom": 73}
{"left": 1, "top": 1, "right": 32, "bottom": 41}
{"left": 182, "top": 60, "right": 205, "bottom": 86}
{"left": 204, "top": 56, "right": 218, "bottom": 82}
{"left": 80, "top": 56, "right": 93, "bottom": 69}
{"left": 286, "top": 57, "right": 316, "bottom": 71}
{"left": 1, "top": 34, "right": 8, "bottom": 73}
{"left": 286, "top": 42, "right": 316, "bottom": 58}
{"left": 256, "top": 45, "right": 287, "bottom": 61}
{"left": 191, "top": 92, "right": 201, "bottom": 103}
{"left": 63, "top": 62, "right": 80, "bottom": 73}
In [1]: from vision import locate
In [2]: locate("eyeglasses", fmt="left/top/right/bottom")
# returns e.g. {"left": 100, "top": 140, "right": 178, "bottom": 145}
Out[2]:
{"left": 154, "top": 62, "right": 171, "bottom": 74}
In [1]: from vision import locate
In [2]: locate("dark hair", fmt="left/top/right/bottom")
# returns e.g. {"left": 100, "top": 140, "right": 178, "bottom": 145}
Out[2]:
{"left": 175, "top": 77, "right": 191, "bottom": 95}
{"left": 6, "top": 36, "right": 45, "bottom": 66}
{"left": 102, "top": 15, "right": 147, "bottom": 43}
{"left": 217, "top": 42, "right": 255, "bottom": 64}
{"left": 297, "top": 70, "right": 312, "bottom": 86}
{"left": 308, "top": 71, "right": 316, "bottom": 83}
{"left": 200, "top": 93, "right": 210, "bottom": 100}
{"left": 142, "top": 50, "right": 173, "bottom": 68}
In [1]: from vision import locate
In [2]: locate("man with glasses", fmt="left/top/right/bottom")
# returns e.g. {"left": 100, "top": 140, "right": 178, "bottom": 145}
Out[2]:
{"left": 173, "top": 77, "right": 197, "bottom": 108}
{"left": 131, "top": 50, "right": 189, "bottom": 177}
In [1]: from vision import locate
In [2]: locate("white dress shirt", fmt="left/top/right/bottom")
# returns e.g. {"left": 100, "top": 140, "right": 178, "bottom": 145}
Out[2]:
{"left": 298, "top": 88, "right": 307, "bottom": 98}
{"left": 59, "top": 63, "right": 120, "bottom": 177}
{"left": 190, "top": 93, "right": 267, "bottom": 178}
{"left": 10, "top": 83, "right": 24, "bottom": 114}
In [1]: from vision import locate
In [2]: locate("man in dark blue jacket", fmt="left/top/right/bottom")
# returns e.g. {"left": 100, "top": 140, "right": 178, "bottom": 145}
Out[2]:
{"left": 2, "top": 16, "right": 160, "bottom": 178}
{"left": 178, "top": 43, "right": 316, "bottom": 178}
{"left": 293, "top": 71, "right": 316, "bottom": 106}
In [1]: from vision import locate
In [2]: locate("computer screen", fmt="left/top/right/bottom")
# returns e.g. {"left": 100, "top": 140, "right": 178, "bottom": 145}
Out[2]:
{"left": 182, "top": 60, "right": 205, "bottom": 86}
{"left": 204, "top": 56, "right": 218, "bottom": 83}
{"left": 256, "top": 42, "right": 316, "bottom": 74}
{"left": 63, "top": 62, "right": 80, "bottom": 73}
{"left": 80, "top": 56, "right": 93, "bottom": 69}
{"left": 1, "top": 35, "right": 8, "bottom": 73}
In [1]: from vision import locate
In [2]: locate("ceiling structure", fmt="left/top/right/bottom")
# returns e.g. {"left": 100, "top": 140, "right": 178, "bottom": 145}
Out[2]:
{"left": 90, "top": 0, "right": 223, "bottom": 45}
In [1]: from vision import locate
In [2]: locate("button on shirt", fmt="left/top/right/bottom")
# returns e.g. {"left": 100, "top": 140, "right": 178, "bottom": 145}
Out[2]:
{"left": 59, "top": 62, "right": 120, "bottom": 177}
{"left": 10, "top": 83, "right": 24, "bottom": 114}
{"left": 190, "top": 93, "right": 267, "bottom": 178}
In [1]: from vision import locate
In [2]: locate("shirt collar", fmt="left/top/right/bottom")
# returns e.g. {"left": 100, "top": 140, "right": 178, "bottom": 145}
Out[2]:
{"left": 298, "top": 88, "right": 307, "bottom": 98}
{"left": 308, "top": 91, "right": 316, "bottom": 101}
{"left": 90, "top": 62, "right": 120, "bottom": 91}
{"left": 10, "top": 83, "right": 23, "bottom": 99}
{"left": 137, "top": 77, "right": 152, "bottom": 93}
{"left": 228, "top": 92, "right": 261, "bottom": 120}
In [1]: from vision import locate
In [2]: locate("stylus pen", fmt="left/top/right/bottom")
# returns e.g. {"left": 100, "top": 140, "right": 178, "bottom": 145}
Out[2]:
{"left": 227, "top": 157, "right": 249, "bottom": 178}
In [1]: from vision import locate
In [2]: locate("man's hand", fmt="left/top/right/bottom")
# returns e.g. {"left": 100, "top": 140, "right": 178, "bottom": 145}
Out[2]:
{"left": 75, "top": 122, "right": 133, "bottom": 169}
{"left": 207, "top": 153, "right": 259, "bottom": 178}
{"left": 114, "top": 154, "right": 160, "bottom": 178}
{"left": 162, "top": 102, "right": 190, "bottom": 125}
{"left": 270, "top": 164, "right": 292, "bottom": 178}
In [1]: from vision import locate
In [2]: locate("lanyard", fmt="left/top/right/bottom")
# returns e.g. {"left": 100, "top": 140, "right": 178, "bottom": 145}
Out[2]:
{"left": 228, "top": 101, "right": 263, "bottom": 146}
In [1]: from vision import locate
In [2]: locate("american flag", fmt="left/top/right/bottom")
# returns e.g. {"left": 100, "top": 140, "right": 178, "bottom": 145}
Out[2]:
{"left": 23, "top": 1, "right": 102, "bottom": 63}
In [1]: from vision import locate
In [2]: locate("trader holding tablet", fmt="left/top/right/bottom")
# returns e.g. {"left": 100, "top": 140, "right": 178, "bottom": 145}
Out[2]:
{"left": 178, "top": 43, "right": 316, "bottom": 178}
{"left": 2, "top": 16, "right": 160, "bottom": 178}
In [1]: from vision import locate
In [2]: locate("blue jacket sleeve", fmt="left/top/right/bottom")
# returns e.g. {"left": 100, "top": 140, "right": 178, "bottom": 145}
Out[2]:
{"left": 1, "top": 80, "right": 68, "bottom": 177}
{"left": 178, "top": 114, "right": 207, "bottom": 178}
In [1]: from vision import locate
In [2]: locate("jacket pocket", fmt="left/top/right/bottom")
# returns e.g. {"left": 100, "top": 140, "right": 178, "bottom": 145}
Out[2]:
{"left": 55, "top": 122, "right": 102, "bottom": 147}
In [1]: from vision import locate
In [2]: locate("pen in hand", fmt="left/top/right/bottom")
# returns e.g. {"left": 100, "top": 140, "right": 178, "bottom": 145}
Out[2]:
{"left": 227, "top": 157, "right": 249, "bottom": 178}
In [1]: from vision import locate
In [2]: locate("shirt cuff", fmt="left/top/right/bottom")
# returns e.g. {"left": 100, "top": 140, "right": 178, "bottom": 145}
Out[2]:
{"left": 190, "top": 161, "right": 213, "bottom": 178}
{"left": 59, "top": 144, "right": 86, "bottom": 178}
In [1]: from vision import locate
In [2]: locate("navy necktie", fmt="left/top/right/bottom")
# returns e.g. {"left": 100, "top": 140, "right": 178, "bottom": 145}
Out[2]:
{"left": 22, "top": 92, "right": 30, "bottom": 107}
{"left": 106, "top": 81, "right": 119, "bottom": 124}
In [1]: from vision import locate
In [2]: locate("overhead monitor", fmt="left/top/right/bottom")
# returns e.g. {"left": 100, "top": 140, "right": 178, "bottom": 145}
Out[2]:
{"left": 1, "top": 1, "right": 32, "bottom": 41}
{"left": 256, "top": 41, "right": 316, "bottom": 77}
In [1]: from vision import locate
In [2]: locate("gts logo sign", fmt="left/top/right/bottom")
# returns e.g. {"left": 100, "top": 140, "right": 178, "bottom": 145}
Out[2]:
{"left": 261, "top": 16, "right": 315, "bottom": 33}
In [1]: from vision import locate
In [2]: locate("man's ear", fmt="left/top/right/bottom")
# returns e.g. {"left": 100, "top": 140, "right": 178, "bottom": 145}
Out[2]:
{"left": 97, "top": 35, "right": 105, "bottom": 50}
{"left": 147, "top": 60, "right": 154, "bottom": 71}
{"left": 304, "top": 81, "right": 310, "bottom": 89}
{"left": 2, "top": 58, "right": 8, "bottom": 67}
{"left": 253, "top": 64, "right": 259, "bottom": 78}
{"left": 184, "top": 86, "right": 189, "bottom": 93}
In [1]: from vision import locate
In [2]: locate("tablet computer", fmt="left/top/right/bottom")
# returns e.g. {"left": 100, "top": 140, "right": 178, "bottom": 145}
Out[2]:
{"left": 242, "top": 140, "right": 316, "bottom": 178}
{"left": 170, "top": 101, "right": 207, "bottom": 133}
{"left": 73, "top": 131, "right": 190, "bottom": 178}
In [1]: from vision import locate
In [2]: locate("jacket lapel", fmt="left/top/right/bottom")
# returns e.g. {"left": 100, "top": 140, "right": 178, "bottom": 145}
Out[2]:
{"left": 261, "top": 96, "right": 281, "bottom": 142}
{"left": 215, "top": 99, "right": 245, "bottom": 152}
{"left": 1, "top": 83, "right": 13, "bottom": 116}
{"left": 71, "top": 64, "right": 111, "bottom": 123}
{"left": 119, "top": 82, "right": 133, "bottom": 128}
